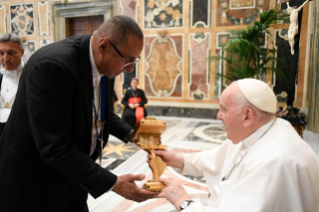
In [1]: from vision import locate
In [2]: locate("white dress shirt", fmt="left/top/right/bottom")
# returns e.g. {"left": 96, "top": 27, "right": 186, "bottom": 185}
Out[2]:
{"left": 0, "top": 62, "right": 24, "bottom": 123}
{"left": 89, "top": 37, "right": 102, "bottom": 156}
{"left": 89, "top": 36, "right": 118, "bottom": 192}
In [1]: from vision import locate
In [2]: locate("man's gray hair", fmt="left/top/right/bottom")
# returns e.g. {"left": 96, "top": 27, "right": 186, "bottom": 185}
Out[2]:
{"left": 97, "top": 15, "right": 143, "bottom": 47}
{"left": 0, "top": 33, "right": 23, "bottom": 50}
{"left": 230, "top": 81, "right": 272, "bottom": 122}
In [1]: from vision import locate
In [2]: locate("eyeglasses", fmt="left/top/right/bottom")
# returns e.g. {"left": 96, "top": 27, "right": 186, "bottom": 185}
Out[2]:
{"left": 108, "top": 39, "right": 141, "bottom": 67}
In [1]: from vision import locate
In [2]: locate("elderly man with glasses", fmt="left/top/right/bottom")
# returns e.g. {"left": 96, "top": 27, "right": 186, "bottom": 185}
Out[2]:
{"left": 0, "top": 15, "right": 156, "bottom": 212}
{"left": 150, "top": 79, "right": 319, "bottom": 212}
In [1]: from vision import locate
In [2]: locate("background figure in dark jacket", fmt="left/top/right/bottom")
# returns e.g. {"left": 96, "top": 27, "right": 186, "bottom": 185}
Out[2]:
{"left": 122, "top": 77, "right": 148, "bottom": 128}
{"left": 0, "top": 15, "right": 156, "bottom": 212}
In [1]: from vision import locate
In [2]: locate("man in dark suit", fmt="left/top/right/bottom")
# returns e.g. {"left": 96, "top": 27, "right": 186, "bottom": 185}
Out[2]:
{"left": 0, "top": 15, "right": 156, "bottom": 211}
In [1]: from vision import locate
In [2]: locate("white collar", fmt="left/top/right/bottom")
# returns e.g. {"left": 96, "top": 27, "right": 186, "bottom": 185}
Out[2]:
{"left": 89, "top": 36, "right": 102, "bottom": 80}
{"left": 0, "top": 61, "right": 24, "bottom": 75}
{"left": 241, "top": 117, "right": 276, "bottom": 149}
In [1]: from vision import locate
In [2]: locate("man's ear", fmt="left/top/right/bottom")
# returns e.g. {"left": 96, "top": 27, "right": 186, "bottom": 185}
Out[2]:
{"left": 243, "top": 108, "right": 255, "bottom": 128}
{"left": 98, "top": 38, "right": 108, "bottom": 52}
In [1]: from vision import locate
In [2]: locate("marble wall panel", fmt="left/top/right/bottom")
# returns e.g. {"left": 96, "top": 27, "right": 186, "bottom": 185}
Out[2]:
{"left": 144, "top": 35, "right": 183, "bottom": 97}
{"left": 217, "top": 0, "right": 269, "bottom": 26}
{"left": 38, "top": 1, "right": 49, "bottom": 36}
{"left": 22, "top": 40, "right": 36, "bottom": 64}
{"left": 144, "top": 0, "right": 183, "bottom": 29}
{"left": 190, "top": 0, "right": 211, "bottom": 28}
{"left": 189, "top": 33, "right": 210, "bottom": 100}
{"left": 0, "top": 6, "right": 6, "bottom": 34}
{"left": 120, "top": 0, "right": 138, "bottom": 21}
{"left": 10, "top": 3, "right": 34, "bottom": 36}
{"left": 40, "top": 39, "right": 51, "bottom": 48}
{"left": 214, "top": 32, "right": 230, "bottom": 99}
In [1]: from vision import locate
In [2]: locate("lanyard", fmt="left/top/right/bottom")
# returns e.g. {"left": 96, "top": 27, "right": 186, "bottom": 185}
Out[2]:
{"left": 91, "top": 70, "right": 106, "bottom": 139}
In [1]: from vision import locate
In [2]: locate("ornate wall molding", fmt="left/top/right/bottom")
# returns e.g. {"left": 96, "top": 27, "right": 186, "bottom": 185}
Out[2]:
{"left": 52, "top": 0, "right": 116, "bottom": 41}
{"left": 0, "top": 5, "right": 6, "bottom": 34}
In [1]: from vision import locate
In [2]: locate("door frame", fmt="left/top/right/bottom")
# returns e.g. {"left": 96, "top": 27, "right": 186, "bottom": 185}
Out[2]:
{"left": 52, "top": 0, "right": 116, "bottom": 42}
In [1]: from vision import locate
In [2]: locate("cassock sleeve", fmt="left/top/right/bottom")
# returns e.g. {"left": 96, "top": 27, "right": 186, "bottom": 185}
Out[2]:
{"left": 138, "top": 89, "right": 148, "bottom": 106}
{"left": 121, "top": 89, "right": 130, "bottom": 107}
{"left": 182, "top": 152, "right": 204, "bottom": 177}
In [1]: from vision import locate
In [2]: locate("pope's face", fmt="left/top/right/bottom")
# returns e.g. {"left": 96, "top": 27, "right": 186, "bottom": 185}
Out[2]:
{"left": 217, "top": 85, "right": 243, "bottom": 144}
{"left": 0, "top": 41, "right": 24, "bottom": 71}
{"left": 95, "top": 35, "right": 143, "bottom": 79}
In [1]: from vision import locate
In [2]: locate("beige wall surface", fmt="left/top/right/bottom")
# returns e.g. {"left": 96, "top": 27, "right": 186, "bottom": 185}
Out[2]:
{"left": 0, "top": 0, "right": 312, "bottom": 111}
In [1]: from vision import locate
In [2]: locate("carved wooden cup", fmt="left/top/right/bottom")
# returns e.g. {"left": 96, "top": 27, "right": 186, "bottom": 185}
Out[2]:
{"left": 132, "top": 117, "right": 167, "bottom": 191}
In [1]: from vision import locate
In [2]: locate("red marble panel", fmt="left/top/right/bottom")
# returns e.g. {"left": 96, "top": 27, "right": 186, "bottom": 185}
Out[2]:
{"left": 120, "top": 0, "right": 138, "bottom": 21}
{"left": 217, "top": 0, "right": 270, "bottom": 26}
{"left": 189, "top": 34, "right": 210, "bottom": 99}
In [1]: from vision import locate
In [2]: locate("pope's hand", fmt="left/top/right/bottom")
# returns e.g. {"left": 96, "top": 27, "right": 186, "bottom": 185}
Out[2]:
{"left": 158, "top": 177, "right": 191, "bottom": 210}
{"left": 112, "top": 174, "right": 157, "bottom": 202}
{"left": 147, "top": 150, "right": 184, "bottom": 170}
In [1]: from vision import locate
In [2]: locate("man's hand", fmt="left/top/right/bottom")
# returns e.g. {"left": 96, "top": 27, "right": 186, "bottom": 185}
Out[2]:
{"left": 129, "top": 103, "right": 136, "bottom": 109}
{"left": 158, "top": 177, "right": 191, "bottom": 211}
{"left": 147, "top": 150, "right": 184, "bottom": 170}
{"left": 112, "top": 174, "right": 157, "bottom": 202}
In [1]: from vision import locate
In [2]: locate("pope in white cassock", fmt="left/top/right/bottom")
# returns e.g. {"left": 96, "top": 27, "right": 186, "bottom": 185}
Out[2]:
{"left": 150, "top": 78, "right": 319, "bottom": 212}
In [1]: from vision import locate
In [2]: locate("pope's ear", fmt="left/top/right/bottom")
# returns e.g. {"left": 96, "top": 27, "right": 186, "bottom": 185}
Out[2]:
{"left": 243, "top": 108, "right": 255, "bottom": 127}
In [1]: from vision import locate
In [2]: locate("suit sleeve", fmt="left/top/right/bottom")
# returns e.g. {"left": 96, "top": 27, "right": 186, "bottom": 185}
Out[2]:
{"left": 109, "top": 111, "right": 132, "bottom": 142}
{"left": 26, "top": 61, "right": 117, "bottom": 198}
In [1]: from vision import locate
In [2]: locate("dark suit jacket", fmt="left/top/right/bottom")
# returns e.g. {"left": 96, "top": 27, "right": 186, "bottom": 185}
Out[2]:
{"left": 0, "top": 34, "right": 132, "bottom": 211}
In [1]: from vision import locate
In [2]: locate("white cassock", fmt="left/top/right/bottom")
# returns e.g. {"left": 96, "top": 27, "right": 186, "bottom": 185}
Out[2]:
{"left": 182, "top": 117, "right": 319, "bottom": 212}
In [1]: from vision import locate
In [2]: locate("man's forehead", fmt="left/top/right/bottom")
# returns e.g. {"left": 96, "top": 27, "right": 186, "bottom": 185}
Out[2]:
{"left": 0, "top": 41, "right": 21, "bottom": 50}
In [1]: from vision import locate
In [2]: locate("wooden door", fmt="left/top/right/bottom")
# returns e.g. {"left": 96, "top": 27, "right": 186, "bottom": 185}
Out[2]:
{"left": 66, "top": 16, "right": 104, "bottom": 37}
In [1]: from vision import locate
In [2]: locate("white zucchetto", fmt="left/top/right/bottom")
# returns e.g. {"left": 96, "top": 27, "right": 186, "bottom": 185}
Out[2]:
{"left": 237, "top": 78, "right": 277, "bottom": 113}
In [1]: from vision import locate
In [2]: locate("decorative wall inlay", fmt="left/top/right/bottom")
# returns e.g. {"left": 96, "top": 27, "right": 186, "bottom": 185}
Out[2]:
{"left": 190, "top": 0, "right": 211, "bottom": 28}
{"left": 144, "top": 35, "right": 183, "bottom": 97}
{"left": 0, "top": 6, "right": 6, "bottom": 34}
{"left": 38, "top": 1, "right": 49, "bottom": 36}
{"left": 120, "top": 0, "right": 138, "bottom": 21}
{"left": 215, "top": 32, "right": 231, "bottom": 99}
{"left": 10, "top": 3, "right": 34, "bottom": 36}
{"left": 230, "top": 0, "right": 255, "bottom": 10}
{"left": 217, "top": 0, "right": 269, "bottom": 26}
{"left": 189, "top": 33, "right": 210, "bottom": 100}
{"left": 144, "top": 0, "right": 183, "bottom": 29}
{"left": 40, "top": 39, "right": 51, "bottom": 48}
{"left": 22, "top": 40, "right": 36, "bottom": 64}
